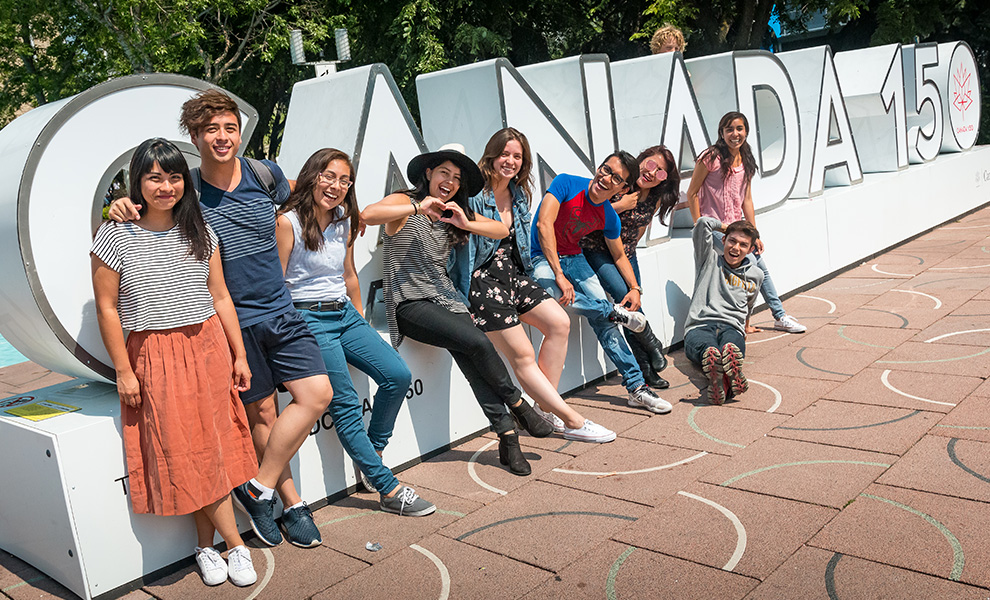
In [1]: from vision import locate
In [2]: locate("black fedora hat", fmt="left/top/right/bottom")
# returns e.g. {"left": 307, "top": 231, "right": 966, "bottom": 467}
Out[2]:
{"left": 406, "top": 143, "right": 484, "bottom": 197}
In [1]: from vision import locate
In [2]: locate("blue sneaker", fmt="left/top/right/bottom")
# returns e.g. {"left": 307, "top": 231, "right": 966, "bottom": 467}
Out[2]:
{"left": 281, "top": 502, "right": 321, "bottom": 548}
{"left": 232, "top": 482, "right": 282, "bottom": 546}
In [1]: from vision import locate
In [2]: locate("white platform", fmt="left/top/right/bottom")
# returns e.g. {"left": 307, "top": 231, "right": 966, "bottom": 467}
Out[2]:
{"left": 1, "top": 146, "right": 987, "bottom": 599}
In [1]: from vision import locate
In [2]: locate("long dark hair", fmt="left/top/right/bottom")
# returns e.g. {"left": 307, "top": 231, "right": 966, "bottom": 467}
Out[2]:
{"left": 279, "top": 148, "right": 360, "bottom": 250}
{"left": 636, "top": 145, "right": 681, "bottom": 225}
{"left": 699, "top": 111, "right": 758, "bottom": 187}
{"left": 129, "top": 138, "right": 210, "bottom": 261}
{"left": 404, "top": 158, "right": 475, "bottom": 247}
{"left": 478, "top": 127, "right": 534, "bottom": 205}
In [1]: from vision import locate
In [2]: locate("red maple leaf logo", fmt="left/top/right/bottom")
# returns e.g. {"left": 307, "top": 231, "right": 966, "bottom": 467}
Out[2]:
{"left": 952, "top": 63, "right": 973, "bottom": 118}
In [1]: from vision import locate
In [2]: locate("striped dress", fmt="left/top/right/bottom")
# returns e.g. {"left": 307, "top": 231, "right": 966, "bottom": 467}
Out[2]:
{"left": 382, "top": 213, "right": 468, "bottom": 347}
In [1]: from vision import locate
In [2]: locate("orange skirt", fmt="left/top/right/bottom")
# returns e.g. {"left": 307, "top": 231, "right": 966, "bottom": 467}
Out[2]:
{"left": 123, "top": 314, "right": 258, "bottom": 516}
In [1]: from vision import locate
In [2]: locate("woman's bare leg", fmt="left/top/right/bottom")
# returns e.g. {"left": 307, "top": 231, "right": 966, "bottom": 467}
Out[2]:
{"left": 486, "top": 324, "right": 584, "bottom": 429}
{"left": 519, "top": 299, "right": 570, "bottom": 389}
{"left": 199, "top": 495, "right": 246, "bottom": 549}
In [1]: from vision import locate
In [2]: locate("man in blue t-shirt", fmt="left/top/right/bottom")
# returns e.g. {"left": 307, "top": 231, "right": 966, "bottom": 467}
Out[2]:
{"left": 109, "top": 90, "right": 331, "bottom": 550}
{"left": 531, "top": 152, "right": 671, "bottom": 414}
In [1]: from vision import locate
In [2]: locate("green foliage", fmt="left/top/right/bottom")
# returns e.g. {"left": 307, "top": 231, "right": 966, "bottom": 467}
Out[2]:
{"left": 1, "top": 0, "right": 987, "bottom": 150}
{"left": 634, "top": 0, "right": 698, "bottom": 43}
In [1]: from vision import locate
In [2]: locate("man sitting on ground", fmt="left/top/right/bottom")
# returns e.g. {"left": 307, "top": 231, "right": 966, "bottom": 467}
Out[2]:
{"left": 684, "top": 217, "right": 763, "bottom": 405}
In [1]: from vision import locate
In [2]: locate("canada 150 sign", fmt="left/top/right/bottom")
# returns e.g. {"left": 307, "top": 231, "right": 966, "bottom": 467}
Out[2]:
{"left": 0, "top": 40, "right": 980, "bottom": 382}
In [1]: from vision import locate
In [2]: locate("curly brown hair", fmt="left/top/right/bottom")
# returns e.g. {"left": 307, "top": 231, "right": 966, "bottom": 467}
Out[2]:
{"left": 179, "top": 89, "right": 241, "bottom": 136}
{"left": 650, "top": 25, "right": 686, "bottom": 54}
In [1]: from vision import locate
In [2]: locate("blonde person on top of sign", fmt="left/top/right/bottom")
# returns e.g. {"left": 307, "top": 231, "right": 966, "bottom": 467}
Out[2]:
{"left": 448, "top": 128, "right": 616, "bottom": 444}
{"left": 362, "top": 144, "right": 556, "bottom": 477}
{"left": 274, "top": 148, "right": 434, "bottom": 517}
{"left": 650, "top": 24, "right": 686, "bottom": 54}
{"left": 91, "top": 138, "right": 259, "bottom": 588}
{"left": 686, "top": 111, "right": 807, "bottom": 335}
{"left": 580, "top": 145, "right": 681, "bottom": 390}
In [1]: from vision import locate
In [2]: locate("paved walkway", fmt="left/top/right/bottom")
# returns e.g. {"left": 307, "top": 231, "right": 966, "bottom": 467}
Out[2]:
{"left": 3, "top": 205, "right": 990, "bottom": 599}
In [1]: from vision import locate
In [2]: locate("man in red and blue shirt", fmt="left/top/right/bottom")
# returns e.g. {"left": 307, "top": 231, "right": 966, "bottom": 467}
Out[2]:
{"left": 531, "top": 152, "right": 671, "bottom": 414}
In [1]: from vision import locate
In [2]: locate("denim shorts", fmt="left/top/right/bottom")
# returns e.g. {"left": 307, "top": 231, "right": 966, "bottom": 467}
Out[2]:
{"left": 239, "top": 309, "right": 326, "bottom": 404}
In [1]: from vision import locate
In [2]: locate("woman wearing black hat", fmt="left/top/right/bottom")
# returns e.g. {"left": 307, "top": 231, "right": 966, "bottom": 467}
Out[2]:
{"left": 362, "top": 144, "right": 553, "bottom": 476}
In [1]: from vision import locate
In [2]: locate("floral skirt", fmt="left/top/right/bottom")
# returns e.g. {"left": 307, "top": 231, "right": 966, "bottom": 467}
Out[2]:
{"left": 123, "top": 314, "right": 257, "bottom": 516}
{"left": 469, "top": 239, "right": 550, "bottom": 332}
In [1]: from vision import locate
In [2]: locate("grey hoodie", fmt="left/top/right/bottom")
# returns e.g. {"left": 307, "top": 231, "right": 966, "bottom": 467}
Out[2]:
{"left": 684, "top": 217, "right": 764, "bottom": 335}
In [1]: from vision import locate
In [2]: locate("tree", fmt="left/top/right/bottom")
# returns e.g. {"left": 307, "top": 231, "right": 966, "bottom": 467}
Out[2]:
{"left": 2, "top": 0, "right": 985, "bottom": 150}
{"left": 0, "top": 0, "right": 335, "bottom": 156}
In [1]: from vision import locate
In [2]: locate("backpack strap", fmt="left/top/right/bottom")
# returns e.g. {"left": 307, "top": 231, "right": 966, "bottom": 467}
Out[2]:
{"left": 190, "top": 158, "right": 279, "bottom": 201}
{"left": 191, "top": 166, "right": 202, "bottom": 195}
{"left": 243, "top": 157, "right": 278, "bottom": 201}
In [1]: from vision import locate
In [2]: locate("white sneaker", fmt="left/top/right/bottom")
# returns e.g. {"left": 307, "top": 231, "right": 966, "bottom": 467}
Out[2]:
{"left": 774, "top": 315, "right": 807, "bottom": 333}
{"left": 627, "top": 385, "right": 672, "bottom": 414}
{"left": 609, "top": 304, "right": 646, "bottom": 333}
{"left": 195, "top": 546, "right": 227, "bottom": 586}
{"left": 358, "top": 464, "right": 377, "bottom": 493}
{"left": 533, "top": 404, "right": 565, "bottom": 433}
{"left": 227, "top": 545, "right": 257, "bottom": 587}
{"left": 563, "top": 419, "right": 616, "bottom": 443}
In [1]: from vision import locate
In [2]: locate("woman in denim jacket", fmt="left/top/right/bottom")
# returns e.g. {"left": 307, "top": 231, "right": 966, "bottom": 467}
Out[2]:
{"left": 450, "top": 128, "right": 615, "bottom": 444}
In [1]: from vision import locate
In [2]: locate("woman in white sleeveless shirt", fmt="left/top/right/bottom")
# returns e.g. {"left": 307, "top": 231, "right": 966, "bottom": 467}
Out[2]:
{"left": 276, "top": 148, "right": 434, "bottom": 517}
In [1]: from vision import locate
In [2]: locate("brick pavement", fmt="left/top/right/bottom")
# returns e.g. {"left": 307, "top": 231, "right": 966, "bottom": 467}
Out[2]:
{"left": 2, "top": 205, "right": 990, "bottom": 599}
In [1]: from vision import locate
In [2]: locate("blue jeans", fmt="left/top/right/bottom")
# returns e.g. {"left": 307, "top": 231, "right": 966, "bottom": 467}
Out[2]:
{"left": 684, "top": 322, "right": 746, "bottom": 366}
{"left": 300, "top": 302, "right": 411, "bottom": 495}
{"left": 583, "top": 249, "right": 652, "bottom": 359}
{"left": 713, "top": 233, "right": 785, "bottom": 320}
{"left": 582, "top": 249, "right": 641, "bottom": 305}
{"left": 532, "top": 254, "right": 645, "bottom": 391}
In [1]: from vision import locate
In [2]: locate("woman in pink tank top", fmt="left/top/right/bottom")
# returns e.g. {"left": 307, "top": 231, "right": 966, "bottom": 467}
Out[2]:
{"left": 686, "top": 111, "right": 807, "bottom": 335}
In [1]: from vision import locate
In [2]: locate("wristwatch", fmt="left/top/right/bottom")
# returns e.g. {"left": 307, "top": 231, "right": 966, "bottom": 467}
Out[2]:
{"left": 631, "top": 285, "right": 643, "bottom": 294}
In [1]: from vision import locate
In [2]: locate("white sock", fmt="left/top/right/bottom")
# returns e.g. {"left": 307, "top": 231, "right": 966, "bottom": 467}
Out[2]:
{"left": 249, "top": 478, "right": 275, "bottom": 501}
{"left": 283, "top": 501, "right": 305, "bottom": 514}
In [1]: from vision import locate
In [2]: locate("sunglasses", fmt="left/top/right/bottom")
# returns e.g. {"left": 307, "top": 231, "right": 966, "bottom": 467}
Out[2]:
{"left": 641, "top": 159, "right": 667, "bottom": 182}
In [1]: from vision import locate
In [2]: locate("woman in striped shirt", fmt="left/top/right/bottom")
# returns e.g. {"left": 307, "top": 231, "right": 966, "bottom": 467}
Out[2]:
{"left": 91, "top": 138, "right": 258, "bottom": 588}
{"left": 362, "top": 144, "right": 554, "bottom": 476}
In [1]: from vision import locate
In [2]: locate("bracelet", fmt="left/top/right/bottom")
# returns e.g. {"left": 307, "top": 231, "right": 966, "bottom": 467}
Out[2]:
{"left": 632, "top": 285, "right": 643, "bottom": 294}
{"left": 102, "top": 205, "right": 111, "bottom": 220}
{"left": 410, "top": 198, "right": 419, "bottom": 215}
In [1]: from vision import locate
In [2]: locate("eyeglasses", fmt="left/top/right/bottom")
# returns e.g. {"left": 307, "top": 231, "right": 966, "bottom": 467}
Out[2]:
{"left": 317, "top": 172, "right": 353, "bottom": 188}
{"left": 597, "top": 163, "right": 626, "bottom": 186}
{"left": 641, "top": 159, "right": 668, "bottom": 181}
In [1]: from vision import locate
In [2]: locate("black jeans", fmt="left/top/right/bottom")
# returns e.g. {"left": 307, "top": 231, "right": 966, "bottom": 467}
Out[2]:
{"left": 395, "top": 300, "right": 518, "bottom": 434}
{"left": 684, "top": 322, "right": 746, "bottom": 366}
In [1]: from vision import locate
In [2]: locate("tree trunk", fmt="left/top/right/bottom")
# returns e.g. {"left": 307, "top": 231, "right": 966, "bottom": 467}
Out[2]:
{"left": 733, "top": 0, "right": 757, "bottom": 49}
{"left": 18, "top": 26, "right": 47, "bottom": 106}
{"left": 748, "top": 0, "right": 775, "bottom": 49}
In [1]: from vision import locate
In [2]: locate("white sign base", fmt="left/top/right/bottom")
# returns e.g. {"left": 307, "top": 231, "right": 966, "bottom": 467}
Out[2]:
{"left": 0, "top": 146, "right": 988, "bottom": 599}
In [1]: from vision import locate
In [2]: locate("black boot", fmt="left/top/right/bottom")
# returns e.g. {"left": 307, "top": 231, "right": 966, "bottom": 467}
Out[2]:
{"left": 628, "top": 333, "right": 669, "bottom": 389}
{"left": 508, "top": 398, "right": 554, "bottom": 438}
{"left": 498, "top": 432, "right": 531, "bottom": 476}
{"left": 630, "top": 321, "right": 668, "bottom": 373}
